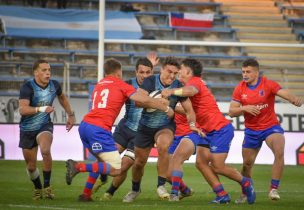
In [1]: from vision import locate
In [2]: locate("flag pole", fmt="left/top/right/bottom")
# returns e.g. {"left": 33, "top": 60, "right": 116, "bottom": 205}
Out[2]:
{"left": 98, "top": 0, "right": 105, "bottom": 81}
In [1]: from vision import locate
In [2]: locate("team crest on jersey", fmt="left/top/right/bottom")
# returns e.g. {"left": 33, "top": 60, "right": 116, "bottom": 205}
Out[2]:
{"left": 92, "top": 142, "right": 102, "bottom": 151}
{"left": 259, "top": 90, "right": 264, "bottom": 97}
{"left": 241, "top": 94, "right": 247, "bottom": 100}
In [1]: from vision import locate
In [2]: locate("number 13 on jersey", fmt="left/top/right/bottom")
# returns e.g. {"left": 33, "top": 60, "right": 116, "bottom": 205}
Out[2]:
{"left": 92, "top": 89, "right": 109, "bottom": 109}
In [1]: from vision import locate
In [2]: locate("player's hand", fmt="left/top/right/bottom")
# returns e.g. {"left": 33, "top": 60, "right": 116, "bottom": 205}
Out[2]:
{"left": 45, "top": 106, "right": 55, "bottom": 113}
{"left": 147, "top": 51, "right": 159, "bottom": 67}
{"left": 161, "top": 89, "right": 173, "bottom": 99}
{"left": 190, "top": 126, "right": 206, "bottom": 138}
{"left": 66, "top": 115, "right": 75, "bottom": 132}
{"left": 166, "top": 107, "right": 174, "bottom": 119}
{"left": 242, "top": 105, "right": 260, "bottom": 116}
{"left": 158, "top": 98, "right": 169, "bottom": 106}
{"left": 291, "top": 97, "right": 302, "bottom": 107}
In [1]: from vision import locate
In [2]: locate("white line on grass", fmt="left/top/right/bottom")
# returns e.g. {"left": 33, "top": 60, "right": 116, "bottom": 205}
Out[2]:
{"left": 7, "top": 204, "right": 78, "bottom": 210}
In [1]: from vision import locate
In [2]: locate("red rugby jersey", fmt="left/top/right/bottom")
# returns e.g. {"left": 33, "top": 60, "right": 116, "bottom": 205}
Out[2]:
{"left": 83, "top": 76, "right": 136, "bottom": 131}
{"left": 186, "top": 77, "right": 230, "bottom": 133}
{"left": 232, "top": 76, "right": 281, "bottom": 130}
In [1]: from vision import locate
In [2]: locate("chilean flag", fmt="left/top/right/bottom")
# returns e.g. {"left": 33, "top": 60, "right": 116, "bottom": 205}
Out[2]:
{"left": 170, "top": 12, "right": 214, "bottom": 28}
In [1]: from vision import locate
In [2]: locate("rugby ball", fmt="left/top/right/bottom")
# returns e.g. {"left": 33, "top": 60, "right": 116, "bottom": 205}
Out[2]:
{"left": 146, "top": 90, "right": 162, "bottom": 112}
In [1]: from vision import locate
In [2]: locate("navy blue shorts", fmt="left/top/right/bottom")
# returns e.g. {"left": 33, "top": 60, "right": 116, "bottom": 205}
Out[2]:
{"left": 134, "top": 122, "right": 176, "bottom": 148}
{"left": 113, "top": 118, "right": 136, "bottom": 151}
{"left": 19, "top": 122, "right": 53, "bottom": 149}
{"left": 202, "top": 123, "right": 234, "bottom": 153}
{"left": 243, "top": 125, "right": 284, "bottom": 149}
{"left": 169, "top": 132, "right": 202, "bottom": 155}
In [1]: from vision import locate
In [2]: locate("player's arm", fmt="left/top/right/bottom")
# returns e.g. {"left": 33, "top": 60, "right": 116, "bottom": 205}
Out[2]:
{"left": 180, "top": 98, "right": 204, "bottom": 137}
{"left": 19, "top": 99, "right": 55, "bottom": 115}
{"left": 19, "top": 83, "right": 54, "bottom": 116}
{"left": 130, "top": 89, "right": 174, "bottom": 118}
{"left": 276, "top": 89, "right": 302, "bottom": 107}
{"left": 162, "top": 86, "right": 198, "bottom": 98}
{"left": 174, "top": 102, "right": 186, "bottom": 115}
{"left": 57, "top": 93, "right": 75, "bottom": 131}
{"left": 147, "top": 51, "right": 159, "bottom": 67}
{"left": 228, "top": 100, "right": 260, "bottom": 117}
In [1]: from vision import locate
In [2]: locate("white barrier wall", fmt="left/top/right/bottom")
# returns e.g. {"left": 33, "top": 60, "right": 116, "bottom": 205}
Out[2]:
{"left": 0, "top": 124, "right": 303, "bottom": 165}
{"left": 1, "top": 97, "right": 304, "bottom": 132}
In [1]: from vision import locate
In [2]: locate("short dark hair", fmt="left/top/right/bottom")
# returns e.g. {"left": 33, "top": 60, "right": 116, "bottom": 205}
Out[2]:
{"left": 33, "top": 59, "right": 49, "bottom": 71}
{"left": 104, "top": 58, "right": 122, "bottom": 75}
{"left": 181, "top": 58, "right": 203, "bottom": 77}
{"left": 242, "top": 59, "right": 259, "bottom": 69}
{"left": 162, "top": 56, "right": 180, "bottom": 69}
{"left": 135, "top": 57, "right": 153, "bottom": 70}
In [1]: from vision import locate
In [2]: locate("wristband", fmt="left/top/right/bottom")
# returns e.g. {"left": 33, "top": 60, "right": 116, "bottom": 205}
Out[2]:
{"left": 189, "top": 122, "right": 196, "bottom": 127}
{"left": 165, "top": 106, "right": 170, "bottom": 113}
{"left": 173, "top": 88, "right": 183, "bottom": 96}
{"left": 38, "top": 106, "right": 48, "bottom": 112}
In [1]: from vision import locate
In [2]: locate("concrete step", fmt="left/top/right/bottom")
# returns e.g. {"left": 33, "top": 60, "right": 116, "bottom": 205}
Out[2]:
{"left": 228, "top": 14, "right": 284, "bottom": 21}
{"left": 216, "top": 0, "right": 274, "bottom": 2}
{"left": 230, "top": 19, "right": 288, "bottom": 27}
{"left": 280, "top": 82, "right": 304, "bottom": 88}
{"left": 233, "top": 26, "right": 292, "bottom": 34}
{"left": 251, "top": 53, "right": 304, "bottom": 61}
{"left": 245, "top": 47, "right": 304, "bottom": 54}
{"left": 219, "top": 1, "right": 275, "bottom": 7}
{"left": 259, "top": 60, "right": 304, "bottom": 69}
{"left": 227, "top": 12, "right": 282, "bottom": 18}
{"left": 288, "top": 89, "right": 304, "bottom": 96}
{"left": 266, "top": 74, "right": 304, "bottom": 82}
{"left": 240, "top": 39, "right": 299, "bottom": 43}
{"left": 222, "top": 6, "right": 280, "bottom": 13}
{"left": 237, "top": 32, "right": 297, "bottom": 41}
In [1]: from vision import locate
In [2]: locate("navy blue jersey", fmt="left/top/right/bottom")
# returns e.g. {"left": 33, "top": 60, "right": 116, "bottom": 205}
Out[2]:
{"left": 140, "top": 74, "right": 186, "bottom": 128}
{"left": 19, "top": 79, "right": 62, "bottom": 131}
{"left": 123, "top": 78, "right": 143, "bottom": 131}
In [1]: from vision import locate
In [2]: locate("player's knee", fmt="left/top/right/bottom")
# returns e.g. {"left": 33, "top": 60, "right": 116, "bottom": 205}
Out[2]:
{"left": 40, "top": 150, "right": 51, "bottom": 159}
{"left": 157, "top": 145, "right": 169, "bottom": 155}
{"left": 134, "top": 158, "right": 146, "bottom": 168}
{"left": 210, "top": 163, "right": 224, "bottom": 174}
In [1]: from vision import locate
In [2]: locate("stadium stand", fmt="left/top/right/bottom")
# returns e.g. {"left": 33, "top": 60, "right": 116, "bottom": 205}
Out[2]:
{"left": 215, "top": 0, "right": 304, "bottom": 99}
{"left": 0, "top": 0, "right": 303, "bottom": 100}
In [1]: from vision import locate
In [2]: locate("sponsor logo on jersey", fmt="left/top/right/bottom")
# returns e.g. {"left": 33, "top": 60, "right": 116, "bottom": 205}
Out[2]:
{"left": 256, "top": 103, "right": 268, "bottom": 110}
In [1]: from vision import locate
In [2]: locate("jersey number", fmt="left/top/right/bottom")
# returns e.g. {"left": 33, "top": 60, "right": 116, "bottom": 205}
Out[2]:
{"left": 92, "top": 89, "right": 109, "bottom": 109}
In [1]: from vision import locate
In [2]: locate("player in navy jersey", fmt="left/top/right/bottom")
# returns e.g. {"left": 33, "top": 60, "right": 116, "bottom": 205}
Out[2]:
{"left": 229, "top": 59, "right": 302, "bottom": 202}
{"left": 65, "top": 58, "right": 174, "bottom": 201}
{"left": 123, "top": 57, "right": 201, "bottom": 202}
{"left": 19, "top": 60, "right": 75, "bottom": 200}
{"left": 98, "top": 57, "right": 155, "bottom": 200}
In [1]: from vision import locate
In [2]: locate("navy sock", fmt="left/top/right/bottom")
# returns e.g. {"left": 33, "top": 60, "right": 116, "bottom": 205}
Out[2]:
{"left": 43, "top": 170, "right": 51, "bottom": 188}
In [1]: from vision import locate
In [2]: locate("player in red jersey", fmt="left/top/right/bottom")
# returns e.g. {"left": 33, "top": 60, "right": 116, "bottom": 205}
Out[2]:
{"left": 229, "top": 59, "right": 302, "bottom": 202}
{"left": 162, "top": 58, "right": 256, "bottom": 204}
{"left": 65, "top": 58, "right": 174, "bottom": 201}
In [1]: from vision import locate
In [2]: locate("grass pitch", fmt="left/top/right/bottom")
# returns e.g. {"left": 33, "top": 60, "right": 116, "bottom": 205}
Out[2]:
{"left": 0, "top": 160, "right": 303, "bottom": 210}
